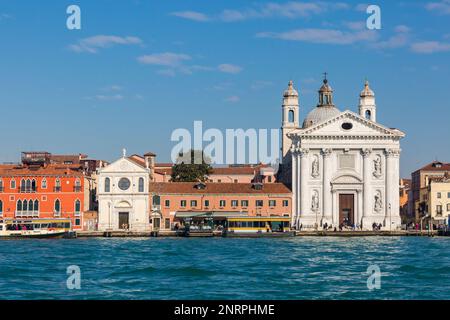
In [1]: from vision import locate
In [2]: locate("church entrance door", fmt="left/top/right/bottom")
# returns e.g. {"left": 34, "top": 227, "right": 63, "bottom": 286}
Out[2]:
{"left": 339, "top": 194, "right": 354, "bottom": 227}
{"left": 118, "top": 212, "right": 129, "bottom": 230}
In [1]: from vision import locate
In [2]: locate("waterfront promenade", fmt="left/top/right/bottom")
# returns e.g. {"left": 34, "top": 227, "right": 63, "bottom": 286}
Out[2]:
{"left": 75, "top": 230, "right": 439, "bottom": 238}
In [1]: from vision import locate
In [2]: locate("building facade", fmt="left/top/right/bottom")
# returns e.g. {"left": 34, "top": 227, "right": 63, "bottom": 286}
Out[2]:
{"left": 282, "top": 79, "right": 405, "bottom": 230}
{"left": 0, "top": 152, "right": 89, "bottom": 230}
{"left": 97, "top": 150, "right": 151, "bottom": 231}
{"left": 149, "top": 182, "right": 292, "bottom": 230}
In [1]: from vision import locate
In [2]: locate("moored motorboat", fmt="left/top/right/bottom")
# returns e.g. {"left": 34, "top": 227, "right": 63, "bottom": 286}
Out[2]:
{"left": 0, "top": 218, "right": 74, "bottom": 239}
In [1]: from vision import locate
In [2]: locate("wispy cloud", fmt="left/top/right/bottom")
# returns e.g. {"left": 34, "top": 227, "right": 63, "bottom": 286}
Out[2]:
{"left": 171, "top": 11, "right": 210, "bottom": 22}
{"left": 256, "top": 28, "right": 378, "bottom": 45}
{"left": 69, "top": 35, "right": 142, "bottom": 53}
{"left": 0, "top": 13, "right": 12, "bottom": 21}
{"left": 225, "top": 95, "right": 240, "bottom": 103}
{"left": 426, "top": 0, "right": 450, "bottom": 14}
{"left": 171, "top": 2, "right": 349, "bottom": 23}
{"left": 218, "top": 64, "right": 242, "bottom": 74}
{"left": 410, "top": 41, "right": 450, "bottom": 53}
{"left": 370, "top": 25, "right": 411, "bottom": 50}
{"left": 137, "top": 53, "right": 192, "bottom": 66}
{"left": 95, "top": 94, "right": 124, "bottom": 101}
{"left": 251, "top": 80, "right": 273, "bottom": 90}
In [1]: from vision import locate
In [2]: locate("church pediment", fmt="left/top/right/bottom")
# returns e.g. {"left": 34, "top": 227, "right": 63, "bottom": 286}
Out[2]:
{"left": 292, "top": 111, "right": 405, "bottom": 139}
{"left": 332, "top": 173, "right": 363, "bottom": 184}
{"left": 100, "top": 157, "right": 148, "bottom": 174}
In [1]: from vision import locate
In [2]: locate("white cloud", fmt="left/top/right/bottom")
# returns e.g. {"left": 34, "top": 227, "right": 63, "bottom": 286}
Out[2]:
{"left": 371, "top": 25, "right": 411, "bottom": 50}
{"left": 355, "top": 3, "right": 369, "bottom": 12}
{"left": 410, "top": 41, "right": 450, "bottom": 53}
{"left": 256, "top": 28, "right": 378, "bottom": 45}
{"left": 171, "top": 11, "right": 210, "bottom": 22}
{"left": 225, "top": 95, "right": 240, "bottom": 103}
{"left": 137, "top": 53, "right": 192, "bottom": 66}
{"left": 69, "top": 35, "right": 142, "bottom": 53}
{"left": 94, "top": 94, "right": 124, "bottom": 101}
{"left": 426, "top": 0, "right": 450, "bottom": 14}
{"left": 172, "top": 2, "right": 349, "bottom": 23}
{"left": 0, "top": 13, "right": 12, "bottom": 21}
{"left": 218, "top": 64, "right": 242, "bottom": 74}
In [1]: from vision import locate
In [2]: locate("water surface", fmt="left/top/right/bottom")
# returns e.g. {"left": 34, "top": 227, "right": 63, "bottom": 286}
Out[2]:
{"left": 0, "top": 237, "right": 449, "bottom": 299}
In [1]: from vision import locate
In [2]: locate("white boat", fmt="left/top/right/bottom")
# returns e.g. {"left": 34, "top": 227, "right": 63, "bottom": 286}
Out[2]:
{"left": 0, "top": 218, "right": 74, "bottom": 239}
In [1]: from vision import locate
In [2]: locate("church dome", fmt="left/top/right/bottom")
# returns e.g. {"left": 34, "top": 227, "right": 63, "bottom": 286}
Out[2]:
{"left": 303, "top": 105, "right": 341, "bottom": 128}
{"left": 302, "top": 76, "right": 341, "bottom": 128}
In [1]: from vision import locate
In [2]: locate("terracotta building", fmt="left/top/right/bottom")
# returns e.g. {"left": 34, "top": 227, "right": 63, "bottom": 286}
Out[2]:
{"left": 0, "top": 152, "right": 102, "bottom": 230}
{"left": 149, "top": 182, "right": 292, "bottom": 231}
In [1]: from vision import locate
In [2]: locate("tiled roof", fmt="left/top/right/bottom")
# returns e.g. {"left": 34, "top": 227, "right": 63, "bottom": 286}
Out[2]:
{"left": 416, "top": 161, "right": 450, "bottom": 172}
{"left": 149, "top": 182, "right": 291, "bottom": 194}
{"left": 0, "top": 164, "right": 84, "bottom": 176}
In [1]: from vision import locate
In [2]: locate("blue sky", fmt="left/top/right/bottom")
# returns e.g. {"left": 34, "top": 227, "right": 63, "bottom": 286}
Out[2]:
{"left": 0, "top": 0, "right": 449, "bottom": 177}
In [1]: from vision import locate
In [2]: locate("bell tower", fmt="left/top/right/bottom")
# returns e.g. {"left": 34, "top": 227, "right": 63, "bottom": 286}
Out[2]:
{"left": 359, "top": 80, "right": 376, "bottom": 122}
{"left": 281, "top": 80, "right": 299, "bottom": 159}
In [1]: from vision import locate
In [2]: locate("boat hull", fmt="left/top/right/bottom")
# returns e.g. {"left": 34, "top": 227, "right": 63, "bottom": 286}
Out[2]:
{"left": 223, "top": 231, "right": 295, "bottom": 238}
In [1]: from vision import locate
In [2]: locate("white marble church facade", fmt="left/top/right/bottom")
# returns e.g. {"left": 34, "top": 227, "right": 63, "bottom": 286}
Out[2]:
{"left": 281, "top": 78, "right": 405, "bottom": 231}
{"left": 97, "top": 150, "right": 151, "bottom": 232}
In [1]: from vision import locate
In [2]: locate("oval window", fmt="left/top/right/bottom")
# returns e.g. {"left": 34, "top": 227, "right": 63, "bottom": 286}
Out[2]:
{"left": 341, "top": 122, "right": 353, "bottom": 130}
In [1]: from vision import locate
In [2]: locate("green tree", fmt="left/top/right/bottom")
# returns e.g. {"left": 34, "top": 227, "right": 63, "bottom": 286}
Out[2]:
{"left": 171, "top": 150, "right": 212, "bottom": 182}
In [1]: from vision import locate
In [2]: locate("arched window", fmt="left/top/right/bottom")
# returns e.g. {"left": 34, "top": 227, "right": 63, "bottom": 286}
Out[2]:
{"left": 365, "top": 110, "right": 371, "bottom": 120}
{"left": 20, "top": 179, "right": 25, "bottom": 192}
{"left": 11, "top": 179, "right": 16, "bottom": 190}
{"left": 288, "top": 110, "right": 295, "bottom": 123}
{"left": 28, "top": 199, "right": 33, "bottom": 212}
{"left": 0, "top": 200, "right": 3, "bottom": 214}
{"left": 34, "top": 200, "right": 39, "bottom": 212}
{"left": 55, "top": 178, "right": 61, "bottom": 187}
{"left": 26, "top": 179, "right": 31, "bottom": 192}
{"left": 41, "top": 178, "right": 47, "bottom": 189}
{"left": 54, "top": 199, "right": 61, "bottom": 213}
{"left": 75, "top": 178, "right": 81, "bottom": 187}
{"left": 105, "top": 178, "right": 110, "bottom": 192}
{"left": 0, "top": 179, "right": 3, "bottom": 191}
{"left": 138, "top": 177, "right": 144, "bottom": 192}
{"left": 17, "top": 200, "right": 22, "bottom": 212}
{"left": 75, "top": 199, "right": 81, "bottom": 213}
{"left": 31, "top": 179, "right": 36, "bottom": 192}
{"left": 23, "top": 199, "right": 28, "bottom": 212}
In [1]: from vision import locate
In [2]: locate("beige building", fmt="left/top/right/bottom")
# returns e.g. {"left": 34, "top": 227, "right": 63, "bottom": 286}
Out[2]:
{"left": 422, "top": 176, "right": 450, "bottom": 225}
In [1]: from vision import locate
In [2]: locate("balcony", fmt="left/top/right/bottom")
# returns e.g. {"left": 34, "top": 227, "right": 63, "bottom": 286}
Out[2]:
{"left": 19, "top": 187, "right": 37, "bottom": 193}
{"left": 54, "top": 186, "right": 62, "bottom": 192}
{"left": 15, "top": 211, "right": 39, "bottom": 218}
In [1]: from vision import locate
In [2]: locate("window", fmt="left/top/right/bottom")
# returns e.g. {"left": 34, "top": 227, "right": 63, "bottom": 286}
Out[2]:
{"left": 41, "top": 179, "right": 47, "bottom": 189}
{"left": 190, "top": 200, "right": 197, "bottom": 207}
{"left": 17, "top": 200, "right": 22, "bottom": 212}
{"left": 180, "top": 200, "right": 187, "bottom": 207}
{"left": 118, "top": 178, "right": 131, "bottom": 191}
{"left": 219, "top": 200, "right": 226, "bottom": 207}
{"left": 0, "top": 200, "right": 3, "bottom": 215}
{"left": 75, "top": 200, "right": 81, "bottom": 213}
{"left": 268, "top": 176, "right": 272, "bottom": 183}
{"left": 34, "top": 200, "right": 39, "bottom": 212}
{"left": 55, "top": 178, "right": 61, "bottom": 187}
{"left": 153, "top": 195, "right": 161, "bottom": 206}
{"left": 217, "top": 179, "right": 222, "bottom": 183}
{"left": 256, "top": 200, "right": 264, "bottom": 207}
{"left": 288, "top": 110, "right": 294, "bottom": 123}
{"left": 447, "top": 204, "right": 450, "bottom": 212}
{"left": 283, "top": 200, "right": 289, "bottom": 207}
{"left": 75, "top": 219, "right": 81, "bottom": 226}
{"left": 448, "top": 192, "right": 450, "bottom": 198}
{"left": 204, "top": 200, "right": 210, "bottom": 207}
{"left": 231, "top": 200, "right": 238, "bottom": 207}
{"left": 269, "top": 200, "right": 276, "bottom": 207}
{"left": 11, "top": 179, "right": 16, "bottom": 189}
{"left": 164, "top": 200, "right": 170, "bottom": 207}
{"left": 0, "top": 179, "right": 3, "bottom": 192}
{"left": 138, "top": 177, "right": 144, "bottom": 192}
{"left": 28, "top": 199, "right": 33, "bottom": 212}
{"left": 54, "top": 199, "right": 61, "bottom": 214}
{"left": 437, "top": 192, "right": 442, "bottom": 199}
{"left": 436, "top": 205, "right": 443, "bottom": 215}
{"left": 241, "top": 200, "right": 249, "bottom": 207}
{"left": 31, "top": 179, "right": 36, "bottom": 192}
{"left": 234, "top": 179, "right": 238, "bottom": 183}
{"left": 23, "top": 199, "right": 28, "bottom": 212}
{"left": 341, "top": 122, "right": 353, "bottom": 130}
{"left": 365, "top": 110, "right": 371, "bottom": 120}
{"left": 104, "top": 178, "right": 110, "bottom": 192}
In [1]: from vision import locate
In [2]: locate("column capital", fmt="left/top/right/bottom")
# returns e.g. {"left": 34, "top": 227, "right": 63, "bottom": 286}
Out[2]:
{"left": 361, "top": 148, "right": 372, "bottom": 157}
{"left": 384, "top": 148, "right": 401, "bottom": 157}
{"left": 321, "top": 148, "right": 333, "bottom": 157}
{"left": 299, "top": 148, "right": 309, "bottom": 157}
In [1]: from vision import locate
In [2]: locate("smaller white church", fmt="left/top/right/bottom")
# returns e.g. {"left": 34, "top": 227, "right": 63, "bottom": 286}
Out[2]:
{"left": 281, "top": 77, "right": 405, "bottom": 231}
{"left": 97, "top": 150, "right": 151, "bottom": 232}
